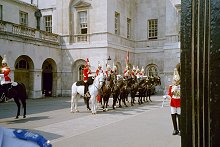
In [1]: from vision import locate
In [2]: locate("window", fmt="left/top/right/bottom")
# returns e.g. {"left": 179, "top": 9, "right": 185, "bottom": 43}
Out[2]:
{"left": 79, "top": 65, "right": 85, "bottom": 80}
{"left": 44, "top": 15, "right": 52, "bottom": 33}
{"left": 115, "top": 12, "right": 120, "bottom": 35}
{"left": 78, "top": 11, "right": 87, "bottom": 34}
{"left": 19, "top": 11, "right": 28, "bottom": 26}
{"left": 0, "top": 5, "right": 2, "bottom": 20}
{"left": 147, "top": 66, "right": 158, "bottom": 76}
{"left": 15, "top": 59, "right": 29, "bottom": 70}
{"left": 127, "top": 18, "right": 131, "bottom": 39}
{"left": 148, "top": 19, "right": 158, "bottom": 39}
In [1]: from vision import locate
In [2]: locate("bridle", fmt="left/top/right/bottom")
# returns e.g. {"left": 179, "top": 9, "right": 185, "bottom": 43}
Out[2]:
{"left": 94, "top": 75, "right": 105, "bottom": 90}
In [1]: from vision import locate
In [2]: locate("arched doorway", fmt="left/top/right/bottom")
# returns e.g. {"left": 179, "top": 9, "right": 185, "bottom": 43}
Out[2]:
{"left": 42, "top": 59, "right": 57, "bottom": 97}
{"left": 14, "top": 55, "right": 34, "bottom": 97}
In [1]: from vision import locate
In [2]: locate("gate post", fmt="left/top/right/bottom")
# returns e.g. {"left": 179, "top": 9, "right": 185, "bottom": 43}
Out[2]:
{"left": 181, "top": 0, "right": 220, "bottom": 146}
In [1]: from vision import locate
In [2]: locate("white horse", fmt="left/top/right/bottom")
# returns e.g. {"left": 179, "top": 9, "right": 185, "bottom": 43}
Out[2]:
{"left": 70, "top": 72, "right": 105, "bottom": 114}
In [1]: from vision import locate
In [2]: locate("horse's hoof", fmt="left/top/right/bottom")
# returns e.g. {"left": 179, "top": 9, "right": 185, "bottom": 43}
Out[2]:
{"left": 15, "top": 116, "right": 19, "bottom": 119}
{"left": 23, "top": 116, "right": 26, "bottom": 118}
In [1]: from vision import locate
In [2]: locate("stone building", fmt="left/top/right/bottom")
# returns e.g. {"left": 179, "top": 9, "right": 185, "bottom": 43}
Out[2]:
{"left": 0, "top": 0, "right": 180, "bottom": 98}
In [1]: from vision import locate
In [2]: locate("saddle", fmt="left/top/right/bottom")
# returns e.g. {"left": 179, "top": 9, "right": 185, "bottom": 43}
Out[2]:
{"left": 76, "top": 77, "right": 94, "bottom": 86}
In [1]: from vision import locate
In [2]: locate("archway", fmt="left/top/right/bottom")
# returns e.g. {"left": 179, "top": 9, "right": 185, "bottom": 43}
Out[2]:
{"left": 14, "top": 55, "right": 34, "bottom": 97}
{"left": 42, "top": 58, "right": 57, "bottom": 97}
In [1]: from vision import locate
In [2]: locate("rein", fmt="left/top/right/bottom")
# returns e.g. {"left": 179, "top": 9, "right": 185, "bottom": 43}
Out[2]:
{"left": 94, "top": 76, "right": 104, "bottom": 90}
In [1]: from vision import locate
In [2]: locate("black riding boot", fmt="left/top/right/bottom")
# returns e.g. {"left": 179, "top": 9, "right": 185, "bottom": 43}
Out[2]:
{"left": 177, "top": 114, "right": 181, "bottom": 136}
{"left": 84, "top": 82, "right": 90, "bottom": 98}
{"left": 171, "top": 114, "right": 179, "bottom": 135}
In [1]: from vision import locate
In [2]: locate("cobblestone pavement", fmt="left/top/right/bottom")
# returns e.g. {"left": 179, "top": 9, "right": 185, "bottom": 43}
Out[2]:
{"left": 0, "top": 95, "right": 181, "bottom": 147}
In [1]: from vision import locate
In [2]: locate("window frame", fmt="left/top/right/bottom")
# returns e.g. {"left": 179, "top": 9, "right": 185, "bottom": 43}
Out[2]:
{"left": 15, "top": 59, "right": 29, "bottom": 70}
{"left": 0, "top": 5, "right": 2, "bottom": 21}
{"left": 78, "top": 65, "right": 85, "bottom": 80}
{"left": 78, "top": 10, "right": 88, "bottom": 34}
{"left": 148, "top": 19, "right": 158, "bottom": 39}
{"left": 127, "top": 18, "right": 131, "bottom": 39}
{"left": 19, "top": 11, "right": 28, "bottom": 26}
{"left": 147, "top": 65, "right": 158, "bottom": 77}
{"left": 44, "top": 15, "right": 52, "bottom": 33}
{"left": 115, "top": 12, "right": 120, "bottom": 35}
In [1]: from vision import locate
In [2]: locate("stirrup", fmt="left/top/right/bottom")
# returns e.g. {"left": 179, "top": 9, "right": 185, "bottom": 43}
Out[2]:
{"left": 85, "top": 92, "right": 91, "bottom": 98}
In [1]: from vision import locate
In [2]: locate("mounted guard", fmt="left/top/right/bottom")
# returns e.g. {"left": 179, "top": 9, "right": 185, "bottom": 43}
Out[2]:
{"left": 83, "top": 58, "right": 92, "bottom": 98}
{"left": 95, "top": 62, "right": 103, "bottom": 76}
{"left": 1, "top": 55, "right": 11, "bottom": 84}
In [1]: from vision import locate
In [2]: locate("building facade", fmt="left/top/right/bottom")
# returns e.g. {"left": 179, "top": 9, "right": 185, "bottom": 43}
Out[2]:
{"left": 0, "top": 0, "right": 181, "bottom": 98}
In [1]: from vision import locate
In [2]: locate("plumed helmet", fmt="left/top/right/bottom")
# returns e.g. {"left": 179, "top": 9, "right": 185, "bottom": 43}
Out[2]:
{"left": 113, "top": 65, "right": 117, "bottom": 71}
{"left": 107, "top": 64, "right": 111, "bottom": 70}
{"left": 98, "top": 61, "right": 102, "bottom": 68}
{"left": 86, "top": 58, "right": 90, "bottom": 66}
{"left": 173, "top": 67, "right": 180, "bottom": 82}
{"left": 112, "top": 63, "right": 117, "bottom": 71}
{"left": 132, "top": 65, "right": 136, "bottom": 71}
{"left": 136, "top": 66, "right": 140, "bottom": 72}
{"left": 2, "top": 55, "right": 8, "bottom": 64}
{"left": 141, "top": 66, "right": 144, "bottom": 72}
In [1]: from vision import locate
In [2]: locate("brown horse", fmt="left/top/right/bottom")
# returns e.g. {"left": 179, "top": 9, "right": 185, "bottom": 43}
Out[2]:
{"left": 0, "top": 82, "right": 27, "bottom": 118}
{"left": 112, "top": 78, "right": 124, "bottom": 109}
{"left": 100, "top": 74, "right": 114, "bottom": 111}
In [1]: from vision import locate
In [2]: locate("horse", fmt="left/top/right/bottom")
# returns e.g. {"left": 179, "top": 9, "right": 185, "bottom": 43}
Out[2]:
{"left": 111, "top": 75, "right": 124, "bottom": 109}
{"left": 118, "top": 77, "right": 132, "bottom": 108}
{"left": 0, "top": 82, "right": 27, "bottom": 119}
{"left": 100, "top": 74, "right": 114, "bottom": 111}
{"left": 130, "top": 78, "right": 139, "bottom": 106}
{"left": 70, "top": 72, "right": 105, "bottom": 114}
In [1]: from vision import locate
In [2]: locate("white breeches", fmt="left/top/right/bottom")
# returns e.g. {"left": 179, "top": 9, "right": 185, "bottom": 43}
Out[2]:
{"left": 171, "top": 107, "right": 181, "bottom": 115}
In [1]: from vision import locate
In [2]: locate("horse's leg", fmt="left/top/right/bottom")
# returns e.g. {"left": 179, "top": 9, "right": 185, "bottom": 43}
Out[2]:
{"left": 105, "top": 97, "right": 109, "bottom": 111}
{"left": 70, "top": 94, "right": 74, "bottom": 112}
{"left": 149, "top": 90, "right": 152, "bottom": 102}
{"left": 21, "top": 100, "right": 26, "bottom": 118}
{"left": 14, "top": 98, "right": 20, "bottom": 119}
{"left": 86, "top": 98, "right": 91, "bottom": 111}
{"left": 91, "top": 96, "right": 96, "bottom": 114}
{"left": 118, "top": 96, "right": 122, "bottom": 108}
{"left": 123, "top": 96, "right": 128, "bottom": 107}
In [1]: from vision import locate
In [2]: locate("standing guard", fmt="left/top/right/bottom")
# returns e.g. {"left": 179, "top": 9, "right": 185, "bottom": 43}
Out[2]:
{"left": 83, "top": 58, "right": 92, "bottom": 98}
{"left": 168, "top": 63, "right": 181, "bottom": 135}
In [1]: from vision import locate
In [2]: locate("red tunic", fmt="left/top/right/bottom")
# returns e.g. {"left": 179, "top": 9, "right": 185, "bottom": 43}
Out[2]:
{"left": 96, "top": 69, "right": 102, "bottom": 76}
{"left": 168, "top": 85, "right": 181, "bottom": 107}
{"left": 1, "top": 66, "right": 11, "bottom": 82}
{"left": 105, "top": 70, "right": 112, "bottom": 77}
{"left": 83, "top": 68, "right": 91, "bottom": 81}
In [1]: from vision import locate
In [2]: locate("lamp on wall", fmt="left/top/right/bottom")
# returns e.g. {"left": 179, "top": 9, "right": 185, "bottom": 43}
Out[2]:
{"left": 107, "top": 56, "right": 111, "bottom": 61}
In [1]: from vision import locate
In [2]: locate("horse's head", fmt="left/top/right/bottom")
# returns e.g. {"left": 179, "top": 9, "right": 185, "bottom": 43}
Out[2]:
{"left": 96, "top": 72, "right": 105, "bottom": 89}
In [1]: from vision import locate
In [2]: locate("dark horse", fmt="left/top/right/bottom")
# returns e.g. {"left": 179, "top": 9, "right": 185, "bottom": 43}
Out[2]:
{"left": 0, "top": 82, "right": 27, "bottom": 118}
{"left": 100, "top": 74, "right": 114, "bottom": 111}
